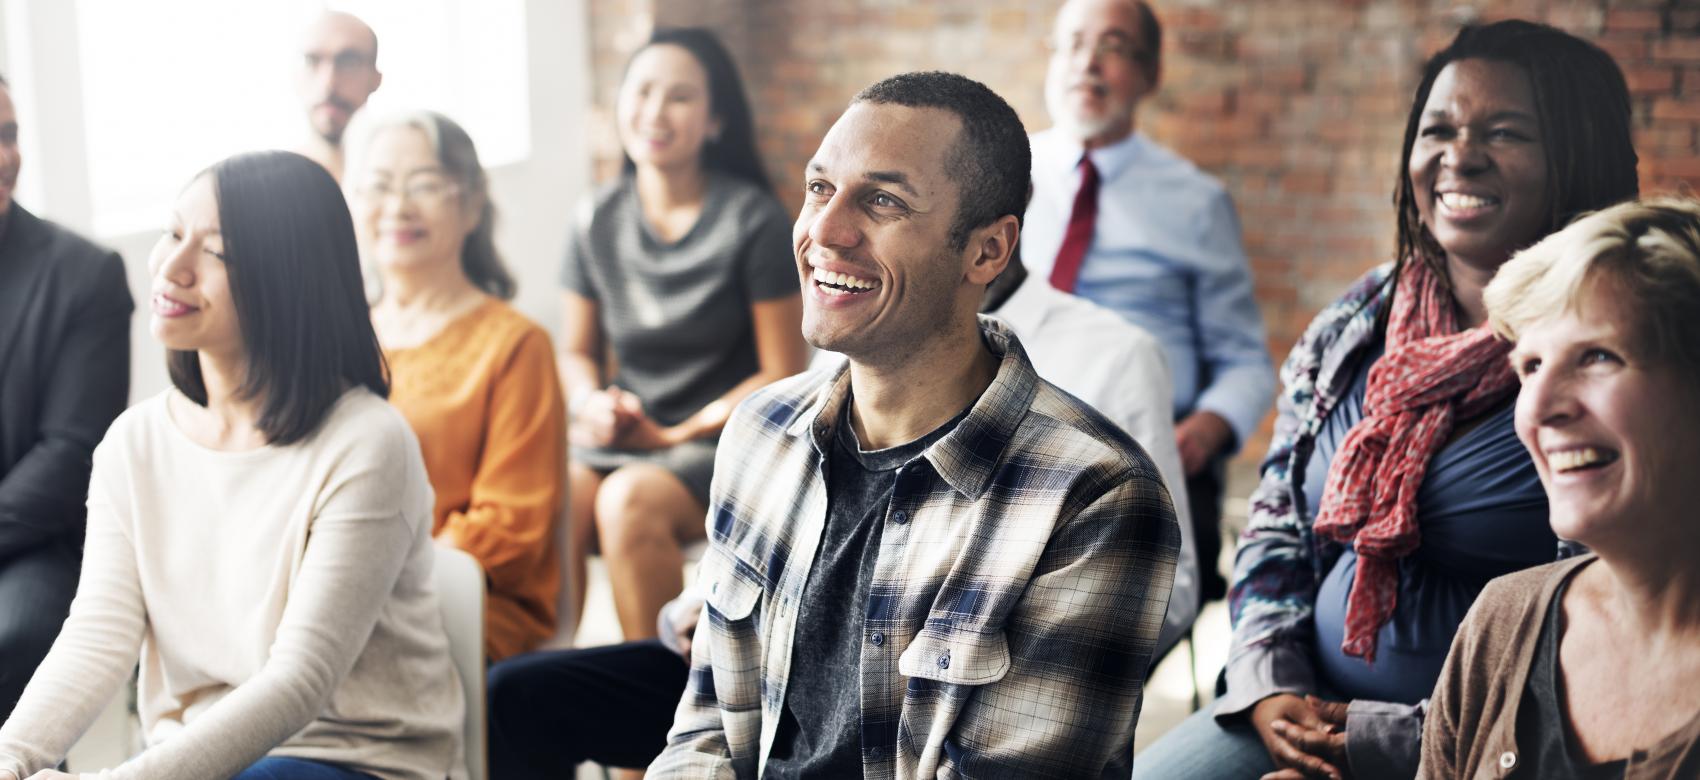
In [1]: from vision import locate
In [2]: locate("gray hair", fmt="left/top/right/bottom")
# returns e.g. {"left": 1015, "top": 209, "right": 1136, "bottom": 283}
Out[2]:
{"left": 346, "top": 109, "right": 515, "bottom": 299}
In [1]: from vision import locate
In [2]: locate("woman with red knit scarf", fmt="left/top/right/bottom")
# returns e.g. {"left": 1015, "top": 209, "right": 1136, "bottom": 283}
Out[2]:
{"left": 1133, "top": 20, "right": 1641, "bottom": 780}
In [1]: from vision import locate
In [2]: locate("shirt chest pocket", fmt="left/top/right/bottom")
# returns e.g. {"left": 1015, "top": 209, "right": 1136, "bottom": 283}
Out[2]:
{"left": 898, "top": 626, "right": 1011, "bottom": 687}
{"left": 703, "top": 550, "right": 765, "bottom": 624}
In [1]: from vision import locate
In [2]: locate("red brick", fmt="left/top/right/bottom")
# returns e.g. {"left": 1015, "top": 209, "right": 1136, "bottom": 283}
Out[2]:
{"left": 1637, "top": 123, "right": 1698, "bottom": 155}
{"left": 1647, "top": 157, "right": 1700, "bottom": 179}
{"left": 1596, "top": 36, "right": 1650, "bottom": 63}
{"left": 1280, "top": 173, "right": 1332, "bottom": 195}
{"left": 1624, "top": 66, "right": 1678, "bottom": 96}
{"left": 1654, "top": 38, "right": 1700, "bottom": 63}
{"left": 1176, "top": 89, "right": 1234, "bottom": 116}
{"left": 1606, "top": 8, "right": 1663, "bottom": 33}
{"left": 1653, "top": 98, "right": 1700, "bottom": 122}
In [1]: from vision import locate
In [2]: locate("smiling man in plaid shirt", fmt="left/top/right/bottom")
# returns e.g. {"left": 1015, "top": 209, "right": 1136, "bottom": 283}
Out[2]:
{"left": 648, "top": 71, "right": 1180, "bottom": 780}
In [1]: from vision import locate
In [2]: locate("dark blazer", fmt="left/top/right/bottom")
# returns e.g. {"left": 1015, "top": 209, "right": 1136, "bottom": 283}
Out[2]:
{"left": 0, "top": 203, "right": 131, "bottom": 564}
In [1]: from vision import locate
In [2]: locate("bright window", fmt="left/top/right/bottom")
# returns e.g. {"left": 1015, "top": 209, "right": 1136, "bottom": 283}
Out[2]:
{"left": 74, "top": 0, "right": 529, "bottom": 236}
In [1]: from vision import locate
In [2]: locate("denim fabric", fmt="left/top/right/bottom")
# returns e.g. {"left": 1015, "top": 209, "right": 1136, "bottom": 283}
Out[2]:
{"left": 232, "top": 757, "right": 377, "bottom": 780}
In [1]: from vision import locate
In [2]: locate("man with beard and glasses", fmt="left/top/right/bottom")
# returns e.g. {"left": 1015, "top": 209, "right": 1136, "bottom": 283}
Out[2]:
{"left": 647, "top": 71, "right": 1179, "bottom": 779}
{"left": 1025, "top": 0, "right": 1273, "bottom": 615}
{"left": 294, "top": 11, "right": 383, "bottom": 182}
{"left": 0, "top": 73, "right": 132, "bottom": 726}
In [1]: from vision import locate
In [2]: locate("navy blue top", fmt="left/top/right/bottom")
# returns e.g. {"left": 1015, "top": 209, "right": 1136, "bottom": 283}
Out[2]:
{"left": 1304, "top": 341, "right": 1552, "bottom": 704}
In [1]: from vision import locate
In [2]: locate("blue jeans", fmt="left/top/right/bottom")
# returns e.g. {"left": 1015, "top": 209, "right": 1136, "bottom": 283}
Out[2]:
{"left": 1132, "top": 706, "right": 1276, "bottom": 779}
{"left": 233, "top": 757, "right": 378, "bottom": 780}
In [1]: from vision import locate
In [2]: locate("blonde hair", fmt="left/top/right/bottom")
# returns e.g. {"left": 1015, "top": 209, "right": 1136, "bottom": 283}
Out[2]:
{"left": 1485, "top": 196, "right": 1700, "bottom": 377}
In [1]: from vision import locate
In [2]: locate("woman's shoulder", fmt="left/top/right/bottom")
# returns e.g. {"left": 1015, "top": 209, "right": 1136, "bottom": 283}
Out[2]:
{"left": 710, "top": 173, "right": 788, "bottom": 227}
{"left": 314, "top": 388, "right": 423, "bottom": 458}
{"left": 576, "top": 176, "right": 637, "bottom": 236}
{"left": 467, "top": 299, "right": 554, "bottom": 355}
{"left": 1287, "top": 262, "right": 1394, "bottom": 359}
{"left": 94, "top": 390, "right": 173, "bottom": 456}
{"left": 1468, "top": 556, "right": 1592, "bottom": 632}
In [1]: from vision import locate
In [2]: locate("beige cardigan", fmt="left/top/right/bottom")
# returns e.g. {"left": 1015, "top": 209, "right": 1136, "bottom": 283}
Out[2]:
{"left": 1419, "top": 555, "right": 1700, "bottom": 779}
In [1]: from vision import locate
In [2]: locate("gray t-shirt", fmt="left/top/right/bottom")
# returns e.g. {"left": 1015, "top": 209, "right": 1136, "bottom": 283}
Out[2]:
{"left": 764, "top": 402, "right": 967, "bottom": 778}
{"left": 560, "top": 171, "right": 797, "bottom": 426}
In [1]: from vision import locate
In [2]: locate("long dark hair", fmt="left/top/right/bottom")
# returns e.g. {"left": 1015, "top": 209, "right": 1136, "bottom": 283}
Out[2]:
{"left": 620, "top": 27, "right": 771, "bottom": 191}
{"left": 1392, "top": 20, "right": 1639, "bottom": 285}
{"left": 167, "top": 151, "right": 389, "bottom": 445}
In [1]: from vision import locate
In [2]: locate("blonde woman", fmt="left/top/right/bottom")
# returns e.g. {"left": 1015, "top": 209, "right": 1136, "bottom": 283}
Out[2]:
{"left": 1421, "top": 197, "right": 1700, "bottom": 778}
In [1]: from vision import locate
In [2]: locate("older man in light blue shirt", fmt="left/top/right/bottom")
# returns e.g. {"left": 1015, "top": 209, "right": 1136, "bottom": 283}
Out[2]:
{"left": 1026, "top": 0, "right": 1273, "bottom": 605}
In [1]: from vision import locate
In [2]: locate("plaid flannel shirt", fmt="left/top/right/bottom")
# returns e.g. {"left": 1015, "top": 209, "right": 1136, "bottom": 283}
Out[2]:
{"left": 649, "top": 316, "right": 1180, "bottom": 779}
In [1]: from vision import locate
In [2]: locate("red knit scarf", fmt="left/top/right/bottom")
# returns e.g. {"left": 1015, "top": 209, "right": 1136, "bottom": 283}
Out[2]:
{"left": 1313, "top": 259, "right": 1518, "bottom": 662}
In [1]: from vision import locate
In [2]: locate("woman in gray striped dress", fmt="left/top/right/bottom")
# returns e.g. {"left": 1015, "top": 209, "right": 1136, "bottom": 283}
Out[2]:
{"left": 558, "top": 28, "right": 808, "bottom": 642}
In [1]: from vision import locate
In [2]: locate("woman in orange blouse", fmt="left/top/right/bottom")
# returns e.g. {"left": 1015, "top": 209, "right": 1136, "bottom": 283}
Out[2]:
{"left": 347, "top": 110, "right": 566, "bottom": 661}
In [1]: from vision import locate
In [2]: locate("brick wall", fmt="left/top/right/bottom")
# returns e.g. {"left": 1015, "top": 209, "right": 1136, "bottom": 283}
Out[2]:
{"left": 586, "top": 0, "right": 1700, "bottom": 461}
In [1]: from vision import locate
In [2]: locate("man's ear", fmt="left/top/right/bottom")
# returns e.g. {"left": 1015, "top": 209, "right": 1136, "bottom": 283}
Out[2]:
{"left": 964, "top": 214, "right": 1019, "bottom": 286}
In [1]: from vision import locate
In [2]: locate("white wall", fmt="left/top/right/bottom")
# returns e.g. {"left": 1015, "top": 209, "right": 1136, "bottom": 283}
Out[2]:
{"left": 0, "top": 0, "right": 592, "bottom": 404}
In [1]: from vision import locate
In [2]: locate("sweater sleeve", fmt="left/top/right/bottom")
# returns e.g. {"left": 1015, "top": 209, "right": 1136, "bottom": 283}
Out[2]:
{"left": 0, "top": 437, "right": 147, "bottom": 778}
{"left": 439, "top": 327, "right": 567, "bottom": 598}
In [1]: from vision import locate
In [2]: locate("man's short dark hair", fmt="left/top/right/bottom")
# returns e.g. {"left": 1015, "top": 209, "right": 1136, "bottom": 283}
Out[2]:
{"left": 853, "top": 71, "right": 1031, "bottom": 251}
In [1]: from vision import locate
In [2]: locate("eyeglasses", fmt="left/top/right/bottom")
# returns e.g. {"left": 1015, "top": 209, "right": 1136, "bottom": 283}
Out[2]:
{"left": 303, "top": 50, "right": 375, "bottom": 74}
{"left": 1048, "top": 34, "right": 1150, "bottom": 64}
{"left": 352, "top": 173, "right": 460, "bottom": 206}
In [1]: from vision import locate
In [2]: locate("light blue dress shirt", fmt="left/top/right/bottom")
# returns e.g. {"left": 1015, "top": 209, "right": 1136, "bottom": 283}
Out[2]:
{"left": 1023, "top": 128, "right": 1274, "bottom": 447}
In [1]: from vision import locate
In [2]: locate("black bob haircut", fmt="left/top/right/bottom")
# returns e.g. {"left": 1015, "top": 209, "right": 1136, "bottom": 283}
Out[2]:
{"left": 622, "top": 27, "right": 771, "bottom": 192}
{"left": 853, "top": 71, "right": 1032, "bottom": 251}
{"left": 167, "top": 151, "right": 389, "bottom": 446}
{"left": 1393, "top": 19, "right": 1639, "bottom": 281}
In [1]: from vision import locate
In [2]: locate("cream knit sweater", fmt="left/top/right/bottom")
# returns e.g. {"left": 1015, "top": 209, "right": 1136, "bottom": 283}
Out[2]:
{"left": 0, "top": 389, "right": 465, "bottom": 779}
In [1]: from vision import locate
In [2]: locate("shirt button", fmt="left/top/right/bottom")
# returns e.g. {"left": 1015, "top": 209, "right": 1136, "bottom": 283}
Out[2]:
{"left": 937, "top": 653, "right": 950, "bottom": 669}
{"left": 710, "top": 581, "right": 719, "bottom": 594}
{"left": 892, "top": 510, "right": 908, "bottom": 525}
{"left": 870, "top": 631, "right": 885, "bottom": 646}
{"left": 1498, "top": 751, "right": 1516, "bottom": 769}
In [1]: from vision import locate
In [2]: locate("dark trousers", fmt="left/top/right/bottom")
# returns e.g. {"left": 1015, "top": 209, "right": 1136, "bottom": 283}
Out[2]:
{"left": 488, "top": 639, "right": 690, "bottom": 778}
{"left": 0, "top": 539, "right": 79, "bottom": 721}
{"left": 1185, "top": 456, "right": 1228, "bottom": 609}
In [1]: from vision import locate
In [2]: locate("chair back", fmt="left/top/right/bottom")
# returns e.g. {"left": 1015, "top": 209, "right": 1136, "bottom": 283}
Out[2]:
{"left": 433, "top": 545, "right": 487, "bottom": 780}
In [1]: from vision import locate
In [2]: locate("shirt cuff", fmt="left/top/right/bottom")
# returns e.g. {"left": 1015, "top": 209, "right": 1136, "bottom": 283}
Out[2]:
{"left": 1214, "top": 639, "right": 1317, "bottom": 719}
{"left": 1344, "top": 699, "right": 1424, "bottom": 779}
{"left": 1192, "top": 395, "right": 1263, "bottom": 456}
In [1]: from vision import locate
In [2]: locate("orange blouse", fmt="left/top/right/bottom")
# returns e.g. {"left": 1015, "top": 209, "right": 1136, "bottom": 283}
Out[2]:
{"left": 385, "top": 299, "right": 566, "bottom": 661}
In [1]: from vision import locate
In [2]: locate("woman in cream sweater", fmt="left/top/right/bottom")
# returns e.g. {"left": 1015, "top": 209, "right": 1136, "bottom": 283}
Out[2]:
{"left": 0, "top": 151, "right": 464, "bottom": 780}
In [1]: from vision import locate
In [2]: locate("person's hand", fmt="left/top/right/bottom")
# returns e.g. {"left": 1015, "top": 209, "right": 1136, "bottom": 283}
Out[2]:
{"left": 27, "top": 771, "right": 79, "bottom": 780}
{"left": 668, "top": 594, "right": 705, "bottom": 659}
{"left": 1176, "top": 410, "right": 1234, "bottom": 476}
{"left": 570, "top": 388, "right": 637, "bottom": 448}
{"left": 607, "top": 390, "right": 682, "bottom": 451}
{"left": 0, "top": 769, "right": 19, "bottom": 780}
{"left": 1251, "top": 693, "right": 1346, "bottom": 780}
{"left": 1261, "top": 698, "right": 1351, "bottom": 780}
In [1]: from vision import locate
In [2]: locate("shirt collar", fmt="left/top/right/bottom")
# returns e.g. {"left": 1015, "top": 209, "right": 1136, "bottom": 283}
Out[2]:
{"left": 786, "top": 315, "right": 1040, "bottom": 500}
{"left": 1040, "top": 127, "right": 1146, "bottom": 184}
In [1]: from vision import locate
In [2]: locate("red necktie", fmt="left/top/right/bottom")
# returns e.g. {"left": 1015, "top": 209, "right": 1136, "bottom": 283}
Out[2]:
{"left": 1048, "top": 156, "right": 1100, "bottom": 293}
